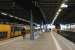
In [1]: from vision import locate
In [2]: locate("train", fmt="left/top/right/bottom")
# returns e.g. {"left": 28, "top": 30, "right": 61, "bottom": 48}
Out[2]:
{"left": 0, "top": 23, "right": 31, "bottom": 40}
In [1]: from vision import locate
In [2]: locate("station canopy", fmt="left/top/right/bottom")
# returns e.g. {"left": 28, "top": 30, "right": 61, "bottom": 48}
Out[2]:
{"left": 0, "top": 0, "right": 75, "bottom": 25}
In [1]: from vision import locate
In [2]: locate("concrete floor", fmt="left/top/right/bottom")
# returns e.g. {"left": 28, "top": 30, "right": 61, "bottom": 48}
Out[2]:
{"left": 0, "top": 32, "right": 75, "bottom": 50}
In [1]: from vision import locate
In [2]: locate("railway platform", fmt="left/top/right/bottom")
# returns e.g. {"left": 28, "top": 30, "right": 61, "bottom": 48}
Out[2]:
{"left": 0, "top": 31, "right": 75, "bottom": 50}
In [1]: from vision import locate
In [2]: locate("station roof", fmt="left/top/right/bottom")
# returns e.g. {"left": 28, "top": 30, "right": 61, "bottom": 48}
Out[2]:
{"left": 38, "top": 0, "right": 75, "bottom": 24}
{"left": 0, "top": 0, "right": 75, "bottom": 25}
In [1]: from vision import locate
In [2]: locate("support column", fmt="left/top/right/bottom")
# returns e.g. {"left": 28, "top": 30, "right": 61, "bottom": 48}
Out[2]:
{"left": 30, "top": 10, "right": 34, "bottom": 40}
{"left": 42, "top": 22, "right": 44, "bottom": 32}
{"left": 42, "top": 23, "right": 44, "bottom": 32}
{"left": 70, "top": 24, "right": 71, "bottom": 31}
{"left": 45, "top": 24, "right": 48, "bottom": 32}
{"left": 40, "top": 24, "right": 42, "bottom": 32}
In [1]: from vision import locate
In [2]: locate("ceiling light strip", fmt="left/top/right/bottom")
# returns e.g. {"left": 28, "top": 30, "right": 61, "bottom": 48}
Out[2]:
{"left": 51, "top": 0, "right": 68, "bottom": 25}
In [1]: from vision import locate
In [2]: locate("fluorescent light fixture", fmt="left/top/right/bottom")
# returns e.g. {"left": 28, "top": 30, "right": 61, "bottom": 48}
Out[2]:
{"left": 18, "top": 18, "right": 30, "bottom": 22}
{"left": 1, "top": 12, "right": 7, "bottom": 15}
{"left": 51, "top": 0, "right": 68, "bottom": 25}
{"left": 56, "top": 9, "right": 61, "bottom": 15}
{"left": 18, "top": 18, "right": 23, "bottom": 21}
{"left": 56, "top": 12, "right": 59, "bottom": 15}
{"left": 61, "top": 3, "right": 68, "bottom": 8}
{"left": 51, "top": 8, "right": 62, "bottom": 25}
{"left": 58, "top": 9, "right": 62, "bottom": 12}
{"left": 15, "top": 17, "right": 30, "bottom": 23}
{"left": 9, "top": 15, "right": 14, "bottom": 17}
{"left": 56, "top": 14, "right": 58, "bottom": 17}
{"left": 14, "top": 17, "right": 18, "bottom": 19}
{"left": 52, "top": 15, "right": 58, "bottom": 25}
{"left": 56, "top": 9, "right": 62, "bottom": 15}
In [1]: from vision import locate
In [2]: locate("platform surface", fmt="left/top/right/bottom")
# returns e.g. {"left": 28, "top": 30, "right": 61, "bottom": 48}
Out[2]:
{"left": 0, "top": 32, "right": 75, "bottom": 50}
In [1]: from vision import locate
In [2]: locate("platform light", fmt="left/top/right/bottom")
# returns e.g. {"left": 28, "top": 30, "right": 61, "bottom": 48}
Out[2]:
{"left": 18, "top": 18, "right": 30, "bottom": 22}
{"left": 51, "top": 0, "right": 68, "bottom": 25}
{"left": 56, "top": 12, "right": 59, "bottom": 15}
{"left": 14, "top": 17, "right": 19, "bottom": 19}
{"left": 61, "top": 3, "right": 68, "bottom": 8}
{"left": 9, "top": 15, "right": 14, "bottom": 17}
{"left": 18, "top": 18, "right": 23, "bottom": 21}
{"left": 56, "top": 9, "right": 62, "bottom": 15}
{"left": 56, "top": 9, "right": 61, "bottom": 15}
{"left": 58, "top": 9, "right": 62, "bottom": 12}
{"left": 1, "top": 12, "right": 7, "bottom": 15}
{"left": 0, "top": 12, "right": 38, "bottom": 25}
